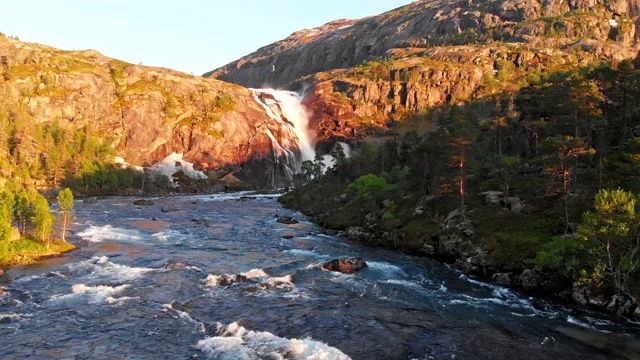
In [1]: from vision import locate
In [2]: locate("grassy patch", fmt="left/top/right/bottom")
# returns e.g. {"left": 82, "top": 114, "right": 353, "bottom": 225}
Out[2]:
{"left": 109, "top": 59, "right": 130, "bottom": 81}
{"left": 6, "top": 64, "right": 37, "bottom": 79}
{"left": 122, "top": 79, "right": 164, "bottom": 96}
{"left": 207, "top": 130, "right": 224, "bottom": 139}
{"left": 0, "top": 238, "right": 76, "bottom": 266}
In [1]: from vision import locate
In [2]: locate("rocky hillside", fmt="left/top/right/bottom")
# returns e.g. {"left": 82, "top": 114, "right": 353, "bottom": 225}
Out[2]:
{"left": 0, "top": 36, "right": 307, "bottom": 187}
{"left": 208, "top": 0, "right": 639, "bottom": 88}
{"left": 207, "top": 0, "right": 640, "bottom": 145}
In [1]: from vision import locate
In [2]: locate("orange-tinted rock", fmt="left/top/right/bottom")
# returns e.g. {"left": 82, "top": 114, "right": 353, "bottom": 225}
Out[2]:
{"left": 322, "top": 258, "right": 368, "bottom": 274}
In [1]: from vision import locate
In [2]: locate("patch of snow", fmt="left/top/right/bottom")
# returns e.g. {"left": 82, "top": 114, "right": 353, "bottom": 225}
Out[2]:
{"left": 149, "top": 152, "right": 207, "bottom": 184}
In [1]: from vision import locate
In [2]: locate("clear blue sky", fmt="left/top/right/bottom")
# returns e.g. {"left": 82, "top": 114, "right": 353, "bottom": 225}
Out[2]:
{"left": 2, "top": 1, "right": 412, "bottom": 76}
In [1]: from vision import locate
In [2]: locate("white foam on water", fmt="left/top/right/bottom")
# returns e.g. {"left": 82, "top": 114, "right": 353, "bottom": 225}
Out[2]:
{"left": 164, "top": 262, "right": 203, "bottom": 272}
{"left": 94, "top": 256, "right": 155, "bottom": 281}
{"left": 303, "top": 263, "right": 321, "bottom": 271}
{"left": 162, "top": 303, "right": 205, "bottom": 332}
{"left": 196, "top": 322, "right": 351, "bottom": 360}
{"left": 260, "top": 275, "right": 293, "bottom": 289}
{"left": 203, "top": 274, "right": 238, "bottom": 288}
{"left": 448, "top": 299, "right": 470, "bottom": 306}
{"left": 68, "top": 256, "right": 155, "bottom": 283}
{"left": 567, "top": 315, "right": 594, "bottom": 329}
{"left": 170, "top": 191, "right": 279, "bottom": 203}
{"left": 378, "top": 279, "right": 431, "bottom": 295}
{"left": 284, "top": 249, "right": 331, "bottom": 260}
{"left": 152, "top": 230, "right": 191, "bottom": 245}
{"left": 459, "top": 274, "right": 503, "bottom": 290}
{"left": 49, "top": 284, "right": 130, "bottom": 304}
{"left": 0, "top": 313, "right": 33, "bottom": 322}
{"left": 13, "top": 275, "right": 45, "bottom": 283}
{"left": 367, "top": 261, "right": 406, "bottom": 276}
{"left": 584, "top": 316, "right": 615, "bottom": 327}
{"left": 240, "top": 268, "right": 268, "bottom": 279}
{"left": 77, "top": 225, "right": 145, "bottom": 243}
{"left": 105, "top": 296, "right": 138, "bottom": 305}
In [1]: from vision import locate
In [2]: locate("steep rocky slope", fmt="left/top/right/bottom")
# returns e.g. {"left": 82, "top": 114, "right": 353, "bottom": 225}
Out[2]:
{"left": 207, "top": 0, "right": 640, "bottom": 145}
{"left": 208, "top": 0, "right": 640, "bottom": 88}
{"left": 0, "top": 36, "right": 307, "bottom": 187}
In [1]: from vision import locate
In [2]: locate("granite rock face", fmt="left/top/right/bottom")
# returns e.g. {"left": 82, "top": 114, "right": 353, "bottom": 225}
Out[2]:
{"left": 207, "top": 0, "right": 640, "bottom": 145}
{"left": 207, "top": 0, "right": 640, "bottom": 89}
{"left": 0, "top": 36, "right": 311, "bottom": 188}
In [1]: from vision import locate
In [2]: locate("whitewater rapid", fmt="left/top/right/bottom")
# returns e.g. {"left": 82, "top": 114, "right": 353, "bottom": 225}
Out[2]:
{"left": 0, "top": 192, "right": 638, "bottom": 359}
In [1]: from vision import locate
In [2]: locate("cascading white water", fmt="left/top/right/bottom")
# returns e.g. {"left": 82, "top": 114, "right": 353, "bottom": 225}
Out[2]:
{"left": 251, "top": 89, "right": 316, "bottom": 175}
{"left": 321, "top": 141, "right": 352, "bottom": 171}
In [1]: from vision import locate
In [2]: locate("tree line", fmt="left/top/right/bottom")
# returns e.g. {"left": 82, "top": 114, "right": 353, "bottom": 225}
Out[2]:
{"left": 0, "top": 114, "right": 171, "bottom": 195}
{"left": 0, "top": 183, "right": 75, "bottom": 264}
{"left": 282, "top": 58, "right": 640, "bottom": 312}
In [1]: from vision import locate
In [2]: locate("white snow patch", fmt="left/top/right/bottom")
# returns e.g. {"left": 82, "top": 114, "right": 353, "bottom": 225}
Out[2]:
{"left": 149, "top": 152, "right": 207, "bottom": 185}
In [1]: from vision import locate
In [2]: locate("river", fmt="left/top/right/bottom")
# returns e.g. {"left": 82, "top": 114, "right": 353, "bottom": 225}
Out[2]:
{"left": 1, "top": 193, "right": 639, "bottom": 359}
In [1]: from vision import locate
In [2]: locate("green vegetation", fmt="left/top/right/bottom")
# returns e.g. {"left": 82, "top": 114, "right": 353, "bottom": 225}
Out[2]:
{"left": 576, "top": 189, "right": 640, "bottom": 294}
{"left": 282, "top": 58, "right": 640, "bottom": 310}
{"left": 0, "top": 107, "right": 167, "bottom": 195}
{"left": 56, "top": 188, "right": 74, "bottom": 242}
{"left": 0, "top": 185, "right": 76, "bottom": 265}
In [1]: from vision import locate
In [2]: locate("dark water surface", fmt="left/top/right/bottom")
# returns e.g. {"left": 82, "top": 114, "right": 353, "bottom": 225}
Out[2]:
{"left": 1, "top": 193, "right": 639, "bottom": 359}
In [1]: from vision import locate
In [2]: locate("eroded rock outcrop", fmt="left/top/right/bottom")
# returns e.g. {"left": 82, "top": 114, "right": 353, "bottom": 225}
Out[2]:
{"left": 207, "top": 0, "right": 640, "bottom": 145}
{"left": 0, "top": 36, "right": 312, "bottom": 188}
{"left": 207, "top": 0, "right": 640, "bottom": 89}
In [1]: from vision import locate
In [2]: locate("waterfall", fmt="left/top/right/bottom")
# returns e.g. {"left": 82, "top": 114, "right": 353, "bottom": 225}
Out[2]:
{"left": 322, "top": 141, "right": 352, "bottom": 171}
{"left": 251, "top": 89, "right": 316, "bottom": 180}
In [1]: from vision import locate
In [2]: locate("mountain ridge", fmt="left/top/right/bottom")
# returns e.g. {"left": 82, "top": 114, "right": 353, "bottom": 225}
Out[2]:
{"left": 207, "top": 0, "right": 640, "bottom": 89}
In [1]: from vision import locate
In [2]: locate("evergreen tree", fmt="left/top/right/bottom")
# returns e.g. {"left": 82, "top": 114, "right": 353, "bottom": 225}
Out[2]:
{"left": 575, "top": 189, "right": 640, "bottom": 297}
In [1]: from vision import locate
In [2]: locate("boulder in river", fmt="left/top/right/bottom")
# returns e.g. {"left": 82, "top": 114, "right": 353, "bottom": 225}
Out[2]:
{"left": 161, "top": 206, "right": 179, "bottom": 213}
{"left": 322, "top": 257, "right": 368, "bottom": 274}
{"left": 276, "top": 216, "right": 299, "bottom": 224}
{"left": 83, "top": 197, "right": 98, "bottom": 204}
{"left": 133, "top": 199, "right": 154, "bottom": 206}
{"left": 205, "top": 273, "right": 247, "bottom": 287}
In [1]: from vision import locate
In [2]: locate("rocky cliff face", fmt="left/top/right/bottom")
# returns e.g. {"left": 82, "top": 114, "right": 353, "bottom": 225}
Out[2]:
{"left": 0, "top": 36, "right": 310, "bottom": 187}
{"left": 207, "top": 0, "right": 640, "bottom": 144}
{"left": 207, "top": 0, "right": 640, "bottom": 89}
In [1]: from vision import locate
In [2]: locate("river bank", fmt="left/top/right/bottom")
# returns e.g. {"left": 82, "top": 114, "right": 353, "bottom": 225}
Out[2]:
{"left": 278, "top": 190, "right": 640, "bottom": 321}
{"left": 0, "top": 239, "right": 76, "bottom": 268}
{"left": 1, "top": 193, "right": 638, "bottom": 359}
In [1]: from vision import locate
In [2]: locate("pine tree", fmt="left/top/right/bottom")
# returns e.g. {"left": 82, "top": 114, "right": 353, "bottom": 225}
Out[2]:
{"left": 575, "top": 189, "right": 640, "bottom": 298}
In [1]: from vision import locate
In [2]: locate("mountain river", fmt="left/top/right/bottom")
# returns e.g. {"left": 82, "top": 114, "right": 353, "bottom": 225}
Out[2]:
{"left": 1, "top": 193, "right": 639, "bottom": 359}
